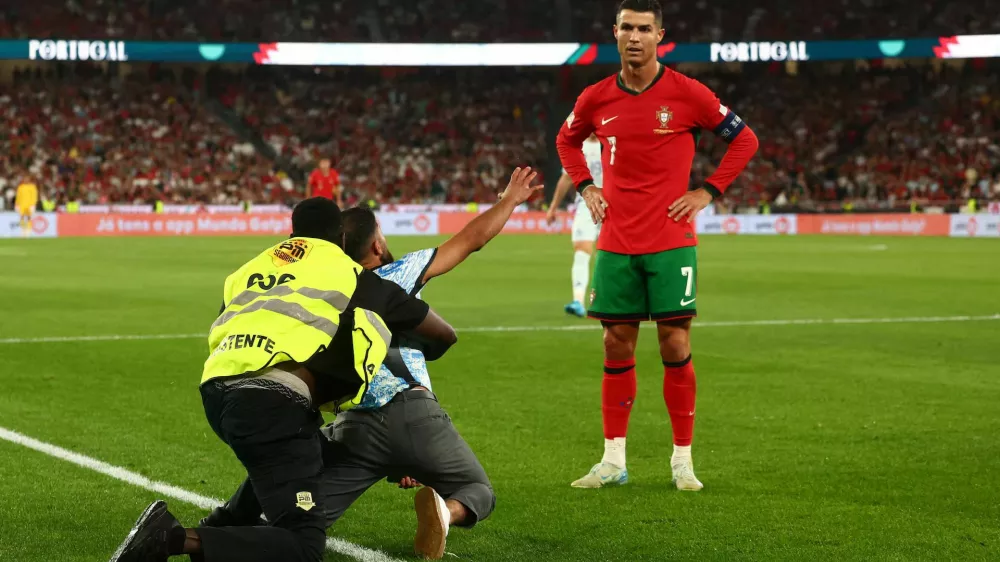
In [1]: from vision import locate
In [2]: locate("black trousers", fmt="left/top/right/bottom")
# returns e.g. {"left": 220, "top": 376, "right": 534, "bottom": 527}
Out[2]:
{"left": 206, "top": 389, "right": 495, "bottom": 531}
{"left": 195, "top": 381, "right": 327, "bottom": 562}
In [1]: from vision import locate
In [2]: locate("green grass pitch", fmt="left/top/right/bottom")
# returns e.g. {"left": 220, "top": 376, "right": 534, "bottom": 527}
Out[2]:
{"left": 0, "top": 234, "right": 998, "bottom": 561}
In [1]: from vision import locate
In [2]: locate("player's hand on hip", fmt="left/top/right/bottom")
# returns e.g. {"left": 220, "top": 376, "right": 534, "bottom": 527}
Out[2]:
{"left": 499, "top": 167, "right": 544, "bottom": 205}
{"left": 668, "top": 188, "right": 714, "bottom": 223}
{"left": 581, "top": 185, "right": 607, "bottom": 224}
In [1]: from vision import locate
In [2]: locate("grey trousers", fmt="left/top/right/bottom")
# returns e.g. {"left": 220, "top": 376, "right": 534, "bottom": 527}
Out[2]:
{"left": 320, "top": 389, "right": 495, "bottom": 527}
{"left": 203, "top": 389, "right": 494, "bottom": 531}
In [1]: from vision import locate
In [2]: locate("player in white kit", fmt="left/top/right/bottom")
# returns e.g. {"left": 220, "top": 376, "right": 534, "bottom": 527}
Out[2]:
{"left": 546, "top": 134, "right": 602, "bottom": 317}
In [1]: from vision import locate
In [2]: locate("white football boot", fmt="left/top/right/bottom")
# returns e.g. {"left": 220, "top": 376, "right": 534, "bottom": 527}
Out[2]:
{"left": 671, "top": 456, "right": 704, "bottom": 491}
{"left": 570, "top": 462, "right": 629, "bottom": 488}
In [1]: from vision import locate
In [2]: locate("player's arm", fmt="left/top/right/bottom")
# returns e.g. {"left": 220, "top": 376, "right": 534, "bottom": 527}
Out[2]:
{"left": 556, "top": 90, "right": 607, "bottom": 223}
{"left": 334, "top": 172, "right": 344, "bottom": 208}
{"left": 420, "top": 167, "right": 543, "bottom": 285}
{"left": 546, "top": 171, "right": 574, "bottom": 223}
{"left": 668, "top": 80, "right": 759, "bottom": 222}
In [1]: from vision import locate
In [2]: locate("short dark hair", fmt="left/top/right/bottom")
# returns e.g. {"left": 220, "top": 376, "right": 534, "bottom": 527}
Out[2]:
{"left": 291, "top": 197, "right": 342, "bottom": 243}
{"left": 617, "top": 0, "right": 663, "bottom": 26}
{"left": 341, "top": 207, "right": 379, "bottom": 262}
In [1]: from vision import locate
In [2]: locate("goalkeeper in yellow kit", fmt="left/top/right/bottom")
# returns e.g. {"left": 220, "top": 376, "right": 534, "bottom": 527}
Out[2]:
{"left": 15, "top": 176, "right": 39, "bottom": 238}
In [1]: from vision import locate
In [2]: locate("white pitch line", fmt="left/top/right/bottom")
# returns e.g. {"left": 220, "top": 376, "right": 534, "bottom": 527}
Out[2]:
{"left": 0, "top": 333, "right": 206, "bottom": 344}
{"left": 1, "top": 314, "right": 999, "bottom": 344}
{"left": 0, "top": 426, "right": 403, "bottom": 562}
{"left": 456, "top": 313, "right": 1000, "bottom": 332}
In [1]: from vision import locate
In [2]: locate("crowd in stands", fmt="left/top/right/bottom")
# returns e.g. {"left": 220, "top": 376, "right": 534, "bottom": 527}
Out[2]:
{"left": 2, "top": 60, "right": 999, "bottom": 212}
{"left": 4, "top": 0, "right": 1000, "bottom": 43}
{"left": 697, "top": 63, "right": 1000, "bottom": 211}
{"left": 218, "top": 66, "right": 551, "bottom": 206}
{"left": 0, "top": 64, "right": 292, "bottom": 208}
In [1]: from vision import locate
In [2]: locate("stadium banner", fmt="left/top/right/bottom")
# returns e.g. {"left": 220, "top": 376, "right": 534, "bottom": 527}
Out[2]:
{"left": 56, "top": 213, "right": 291, "bottom": 237}
{"left": 696, "top": 214, "right": 797, "bottom": 235}
{"left": 4, "top": 35, "right": 1000, "bottom": 65}
{"left": 797, "top": 214, "right": 950, "bottom": 236}
{"left": 438, "top": 211, "right": 573, "bottom": 234}
{"left": 948, "top": 214, "right": 1000, "bottom": 238}
{"left": 377, "top": 212, "right": 440, "bottom": 236}
{"left": 0, "top": 212, "right": 58, "bottom": 238}
{"left": 67, "top": 204, "right": 293, "bottom": 214}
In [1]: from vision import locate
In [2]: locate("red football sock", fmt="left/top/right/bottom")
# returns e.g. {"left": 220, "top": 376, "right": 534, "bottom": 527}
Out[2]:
{"left": 663, "top": 356, "right": 696, "bottom": 446}
{"left": 602, "top": 359, "right": 637, "bottom": 439}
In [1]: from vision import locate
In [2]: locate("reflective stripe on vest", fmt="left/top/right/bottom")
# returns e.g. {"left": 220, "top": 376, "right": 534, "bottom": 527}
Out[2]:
{"left": 211, "top": 286, "right": 351, "bottom": 337}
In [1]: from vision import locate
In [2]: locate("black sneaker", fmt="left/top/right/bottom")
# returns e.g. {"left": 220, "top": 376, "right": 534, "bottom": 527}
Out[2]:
{"left": 109, "top": 500, "right": 179, "bottom": 562}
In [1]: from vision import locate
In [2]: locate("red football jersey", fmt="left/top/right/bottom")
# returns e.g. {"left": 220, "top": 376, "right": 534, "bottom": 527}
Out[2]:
{"left": 308, "top": 169, "right": 340, "bottom": 200}
{"left": 557, "top": 66, "right": 732, "bottom": 255}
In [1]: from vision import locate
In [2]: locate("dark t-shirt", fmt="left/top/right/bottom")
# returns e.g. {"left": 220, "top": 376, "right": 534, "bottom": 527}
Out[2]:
{"left": 306, "top": 270, "right": 429, "bottom": 404}
{"left": 346, "top": 269, "right": 430, "bottom": 332}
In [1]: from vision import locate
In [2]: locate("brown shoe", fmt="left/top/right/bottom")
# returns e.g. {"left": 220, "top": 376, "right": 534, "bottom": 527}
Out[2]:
{"left": 414, "top": 487, "right": 449, "bottom": 559}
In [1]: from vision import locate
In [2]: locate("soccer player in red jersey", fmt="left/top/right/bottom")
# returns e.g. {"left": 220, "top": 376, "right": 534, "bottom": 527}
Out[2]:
{"left": 307, "top": 158, "right": 343, "bottom": 207}
{"left": 556, "top": 0, "right": 758, "bottom": 491}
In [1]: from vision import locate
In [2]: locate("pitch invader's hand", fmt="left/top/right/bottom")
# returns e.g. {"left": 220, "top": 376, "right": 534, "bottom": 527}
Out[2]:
{"left": 499, "top": 167, "right": 544, "bottom": 205}
{"left": 668, "top": 188, "right": 714, "bottom": 223}
{"left": 397, "top": 476, "right": 422, "bottom": 489}
{"left": 581, "top": 185, "right": 608, "bottom": 224}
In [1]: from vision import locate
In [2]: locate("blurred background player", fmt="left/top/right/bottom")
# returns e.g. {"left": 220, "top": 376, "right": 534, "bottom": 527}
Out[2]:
{"left": 547, "top": 134, "right": 603, "bottom": 317}
{"left": 307, "top": 158, "right": 343, "bottom": 208}
{"left": 557, "top": 0, "right": 758, "bottom": 491}
{"left": 15, "top": 174, "right": 39, "bottom": 238}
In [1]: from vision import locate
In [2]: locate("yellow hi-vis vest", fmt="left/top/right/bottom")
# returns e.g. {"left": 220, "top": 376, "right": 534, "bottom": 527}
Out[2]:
{"left": 202, "top": 237, "right": 391, "bottom": 412}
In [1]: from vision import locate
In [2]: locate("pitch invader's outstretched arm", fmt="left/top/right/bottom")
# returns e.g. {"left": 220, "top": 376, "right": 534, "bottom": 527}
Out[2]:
{"left": 420, "top": 167, "right": 543, "bottom": 286}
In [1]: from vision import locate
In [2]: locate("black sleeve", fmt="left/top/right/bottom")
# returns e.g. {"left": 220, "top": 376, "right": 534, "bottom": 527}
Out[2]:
{"left": 353, "top": 270, "right": 430, "bottom": 331}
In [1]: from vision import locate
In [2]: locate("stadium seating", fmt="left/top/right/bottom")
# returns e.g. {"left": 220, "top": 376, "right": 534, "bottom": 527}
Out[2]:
{"left": 5, "top": 0, "right": 999, "bottom": 42}
{"left": 0, "top": 65, "right": 290, "bottom": 206}
{"left": 2, "top": 59, "right": 998, "bottom": 210}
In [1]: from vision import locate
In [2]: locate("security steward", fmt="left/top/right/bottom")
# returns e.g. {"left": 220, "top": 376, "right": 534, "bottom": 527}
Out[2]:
{"left": 109, "top": 198, "right": 458, "bottom": 562}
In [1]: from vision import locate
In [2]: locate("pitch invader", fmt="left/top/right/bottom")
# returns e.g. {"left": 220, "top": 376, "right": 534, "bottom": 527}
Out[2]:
{"left": 556, "top": 0, "right": 758, "bottom": 490}
{"left": 546, "top": 134, "right": 603, "bottom": 317}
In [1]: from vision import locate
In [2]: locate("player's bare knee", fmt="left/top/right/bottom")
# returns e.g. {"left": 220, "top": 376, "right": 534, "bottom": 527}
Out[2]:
{"left": 657, "top": 323, "right": 691, "bottom": 362}
{"left": 603, "top": 328, "right": 636, "bottom": 359}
